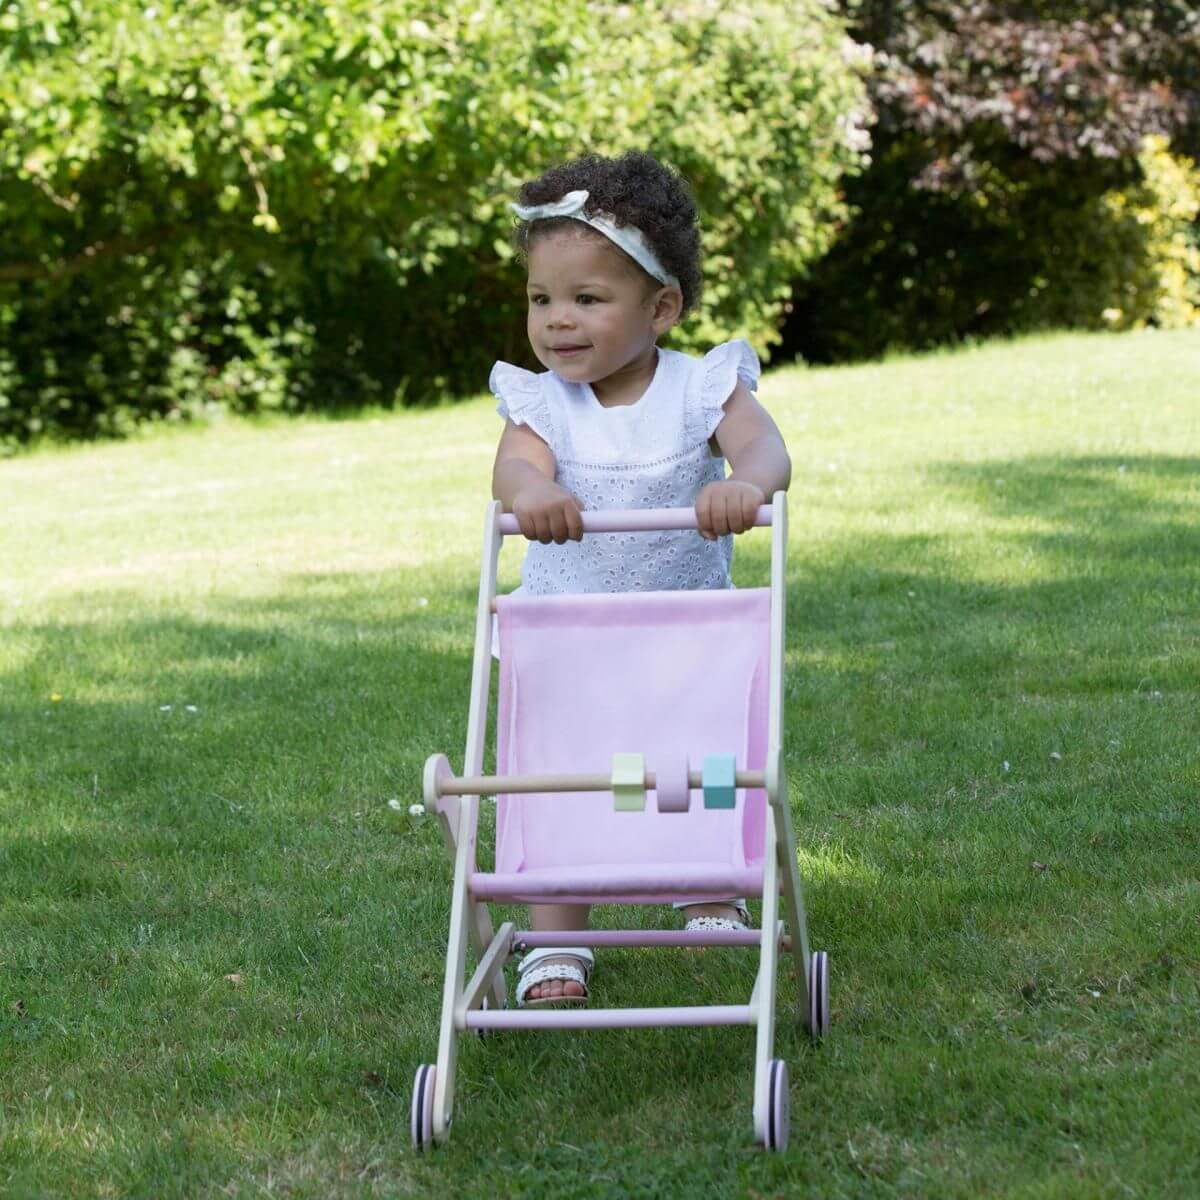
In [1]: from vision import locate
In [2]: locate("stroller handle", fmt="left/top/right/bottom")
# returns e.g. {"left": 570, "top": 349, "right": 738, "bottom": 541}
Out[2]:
{"left": 498, "top": 503, "right": 774, "bottom": 537}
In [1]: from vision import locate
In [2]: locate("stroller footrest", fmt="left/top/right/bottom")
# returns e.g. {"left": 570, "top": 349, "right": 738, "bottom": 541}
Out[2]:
{"left": 465, "top": 1004, "right": 755, "bottom": 1031}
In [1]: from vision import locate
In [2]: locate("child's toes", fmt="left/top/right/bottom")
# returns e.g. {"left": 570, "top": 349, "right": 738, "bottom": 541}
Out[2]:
{"left": 519, "top": 956, "right": 590, "bottom": 1003}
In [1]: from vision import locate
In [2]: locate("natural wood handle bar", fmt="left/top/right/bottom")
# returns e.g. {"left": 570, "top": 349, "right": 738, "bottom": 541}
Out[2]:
{"left": 439, "top": 770, "right": 767, "bottom": 797}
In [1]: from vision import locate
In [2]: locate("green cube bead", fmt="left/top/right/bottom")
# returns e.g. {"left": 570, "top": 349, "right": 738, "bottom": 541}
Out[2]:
{"left": 611, "top": 752, "right": 645, "bottom": 812}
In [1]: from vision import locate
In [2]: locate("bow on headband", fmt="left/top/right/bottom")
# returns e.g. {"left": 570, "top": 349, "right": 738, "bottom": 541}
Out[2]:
{"left": 511, "top": 189, "right": 681, "bottom": 290}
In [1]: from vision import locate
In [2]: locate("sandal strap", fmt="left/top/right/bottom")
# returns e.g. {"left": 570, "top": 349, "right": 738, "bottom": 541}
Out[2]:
{"left": 684, "top": 914, "right": 751, "bottom": 932}
{"left": 679, "top": 902, "right": 751, "bottom": 929}
{"left": 517, "top": 946, "right": 594, "bottom": 976}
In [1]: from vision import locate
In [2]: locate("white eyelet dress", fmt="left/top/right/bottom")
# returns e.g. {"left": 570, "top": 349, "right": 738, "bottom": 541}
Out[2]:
{"left": 489, "top": 339, "right": 761, "bottom": 661}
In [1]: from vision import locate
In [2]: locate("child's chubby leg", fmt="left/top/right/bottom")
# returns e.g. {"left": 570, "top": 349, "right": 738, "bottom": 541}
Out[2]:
{"left": 524, "top": 903, "right": 591, "bottom": 1001}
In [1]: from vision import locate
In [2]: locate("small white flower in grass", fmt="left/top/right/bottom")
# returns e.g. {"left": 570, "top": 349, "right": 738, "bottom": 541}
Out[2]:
{"left": 409, "top": 803, "right": 425, "bottom": 816}
{"left": 417, "top": 597, "right": 429, "bottom": 607}
{"left": 1049, "top": 751, "right": 1062, "bottom": 762}
{"left": 388, "top": 798, "right": 403, "bottom": 811}
{"left": 1002, "top": 761, "right": 1010, "bottom": 772}
{"left": 160, "top": 705, "right": 173, "bottom": 712}
{"left": 185, "top": 705, "right": 198, "bottom": 713}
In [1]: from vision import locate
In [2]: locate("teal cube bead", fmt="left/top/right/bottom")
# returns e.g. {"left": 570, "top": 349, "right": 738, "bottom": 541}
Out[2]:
{"left": 702, "top": 753, "right": 737, "bottom": 809}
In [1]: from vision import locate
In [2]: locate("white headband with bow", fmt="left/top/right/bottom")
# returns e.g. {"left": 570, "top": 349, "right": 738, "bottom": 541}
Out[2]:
{"left": 511, "top": 189, "right": 681, "bottom": 290}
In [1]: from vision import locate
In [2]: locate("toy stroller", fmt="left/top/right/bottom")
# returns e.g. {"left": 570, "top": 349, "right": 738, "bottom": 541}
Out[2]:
{"left": 413, "top": 492, "right": 828, "bottom": 1153}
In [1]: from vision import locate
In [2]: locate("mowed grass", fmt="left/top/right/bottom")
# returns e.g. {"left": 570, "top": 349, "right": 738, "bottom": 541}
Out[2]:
{"left": 2, "top": 327, "right": 1199, "bottom": 1198}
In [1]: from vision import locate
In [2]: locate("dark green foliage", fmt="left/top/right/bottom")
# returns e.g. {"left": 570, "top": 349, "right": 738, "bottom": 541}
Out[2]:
{"left": 786, "top": 134, "right": 1200, "bottom": 362}
{"left": 785, "top": 1, "right": 1200, "bottom": 363}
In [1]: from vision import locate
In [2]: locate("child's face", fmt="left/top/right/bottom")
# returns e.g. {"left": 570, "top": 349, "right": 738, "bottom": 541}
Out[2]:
{"left": 525, "top": 230, "right": 672, "bottom": 385}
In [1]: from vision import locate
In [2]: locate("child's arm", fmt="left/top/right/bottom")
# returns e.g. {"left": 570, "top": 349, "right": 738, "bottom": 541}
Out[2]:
{"left": 696, "top": 381, "right": 791, "bottom": 541}
{"left": 492, "top": 420, "right": 585, "bottom": 543}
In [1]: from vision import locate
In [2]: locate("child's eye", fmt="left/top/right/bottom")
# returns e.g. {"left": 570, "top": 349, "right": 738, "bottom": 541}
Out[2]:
{"left": 529, "top": 295, "right": 549, "bottom": 306}
{"left": 576, "top": 294, "right": 599, "bottom": 305}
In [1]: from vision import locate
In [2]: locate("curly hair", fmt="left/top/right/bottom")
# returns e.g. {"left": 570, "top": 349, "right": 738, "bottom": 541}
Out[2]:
{"left": 513, "top": 150, "right": 703, "bottom": 316}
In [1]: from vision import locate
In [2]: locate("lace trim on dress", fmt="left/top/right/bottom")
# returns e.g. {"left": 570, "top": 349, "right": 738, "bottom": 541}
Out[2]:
{"left": 558, "top": 444, "right": 720, "bottom": 472}
{"left": 489, "top": 361, "right": 554, "bottom": 446}
{"left": 693, "top": 339, "right": 762, "bottom": 444}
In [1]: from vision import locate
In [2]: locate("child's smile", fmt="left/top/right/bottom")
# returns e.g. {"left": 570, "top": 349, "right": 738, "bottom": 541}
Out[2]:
{"left": 525, "top": 231, "right": 677, "bottom": 404}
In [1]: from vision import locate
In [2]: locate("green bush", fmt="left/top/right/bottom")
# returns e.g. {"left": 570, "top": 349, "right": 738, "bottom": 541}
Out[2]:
{"left": 786, "top": 135, "right": 1200, "bottom": 363}
{"left": 1084, "top": 138, "right": 1200, "bottom": 331}
{"left": 0, "top": 0, "right": 868, "bottom": 446}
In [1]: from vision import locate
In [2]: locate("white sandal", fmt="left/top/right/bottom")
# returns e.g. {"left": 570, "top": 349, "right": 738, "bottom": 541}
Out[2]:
{"left": 515, "top": 947, "right": 594, "bottom": 1008}
{"left": 679, "top": 902, "right": 752, "bottom": 933}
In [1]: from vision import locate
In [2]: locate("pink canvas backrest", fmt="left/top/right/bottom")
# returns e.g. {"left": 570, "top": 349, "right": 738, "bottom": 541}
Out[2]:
{"left": 493, "top": 588, "right": 771, "bottom": 879}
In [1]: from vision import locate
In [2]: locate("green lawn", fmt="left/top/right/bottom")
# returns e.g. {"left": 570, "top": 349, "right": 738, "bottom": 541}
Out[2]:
{"left": 2, "top": 328, "right": 1198, "bottom": 1198}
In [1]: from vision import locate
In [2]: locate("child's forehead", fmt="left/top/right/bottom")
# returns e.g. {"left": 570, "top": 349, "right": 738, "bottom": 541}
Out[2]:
{"left": 526, "top": 228, "right": 640, "bottom": 283}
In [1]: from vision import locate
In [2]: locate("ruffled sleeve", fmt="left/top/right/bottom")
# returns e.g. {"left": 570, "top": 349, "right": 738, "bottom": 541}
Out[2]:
{"left": 489, "top": 361, "right": 555, "bottom": 447}
{"left": 694, "top": 339, "right": 761, "bottom": 442}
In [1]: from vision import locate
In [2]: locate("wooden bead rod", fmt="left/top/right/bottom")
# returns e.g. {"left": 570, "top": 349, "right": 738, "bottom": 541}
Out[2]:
{"left": 439, "top": 770, "right": 766, "bottom": 797}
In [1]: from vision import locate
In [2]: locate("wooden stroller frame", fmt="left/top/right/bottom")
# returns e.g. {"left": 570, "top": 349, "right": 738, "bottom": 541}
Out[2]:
{"left": 414, "top": 491, "right": 827, "bottom": 1153}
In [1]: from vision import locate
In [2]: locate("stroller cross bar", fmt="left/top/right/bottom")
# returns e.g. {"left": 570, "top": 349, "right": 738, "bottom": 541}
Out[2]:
{"left": 466, "top": 1004, "right": 756, "bottom": 1031}
{"left": 497, "top": 503, "right": 773, "bottom": 537}
{"left": 437, "top": 768, "right": 766, "bottom": 798}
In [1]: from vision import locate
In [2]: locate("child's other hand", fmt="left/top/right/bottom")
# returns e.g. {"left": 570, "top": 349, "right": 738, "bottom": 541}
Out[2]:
{"left": 695, "top": 480, "right": 766, "bottom": 540}
{"left": 512, "top": 479, "right": 585, "bottom": 544}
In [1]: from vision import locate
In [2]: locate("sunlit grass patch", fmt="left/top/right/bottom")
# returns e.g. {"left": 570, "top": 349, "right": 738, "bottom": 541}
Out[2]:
{"left": 1, "top": 329, "right": 1198, "bottom": 1197}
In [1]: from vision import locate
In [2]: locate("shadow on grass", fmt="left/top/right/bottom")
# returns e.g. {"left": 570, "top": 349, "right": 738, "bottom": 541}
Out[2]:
{"left": 938, "top": 453, "right": 1200, "bottom": 568}
{"left": 2, "top": 453, "right": 1198, "bottom": 1165}
{"left": 788, "top": 453, "right": 1199, "bottom": 668}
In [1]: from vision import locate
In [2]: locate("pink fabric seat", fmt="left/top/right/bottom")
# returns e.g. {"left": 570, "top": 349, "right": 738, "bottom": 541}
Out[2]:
{"left": 478, "top": 587, "right": 771, "bottom": 906}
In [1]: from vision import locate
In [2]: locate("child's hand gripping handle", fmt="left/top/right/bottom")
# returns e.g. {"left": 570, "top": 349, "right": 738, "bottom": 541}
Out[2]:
{"left": 498, "top": 504, "right": 773, "bottom": 537}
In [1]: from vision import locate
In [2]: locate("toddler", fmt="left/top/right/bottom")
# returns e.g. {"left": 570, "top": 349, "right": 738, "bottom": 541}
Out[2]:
{"left": 489, "top": 151, "right": 792, "bottom": 1006}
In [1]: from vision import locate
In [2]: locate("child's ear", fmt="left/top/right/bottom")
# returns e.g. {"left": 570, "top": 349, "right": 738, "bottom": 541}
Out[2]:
{"left": 650, "top": 286, "right": 684, "bottom": 335}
